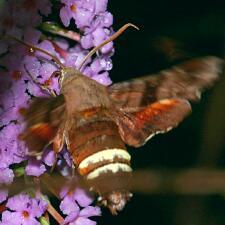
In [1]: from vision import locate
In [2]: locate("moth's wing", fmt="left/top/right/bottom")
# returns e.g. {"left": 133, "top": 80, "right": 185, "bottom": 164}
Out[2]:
{"left": 109, "top": 98, "right": 191, "bottom": 147}
{"left": 109, "top": 56, "right": 222, "bottom": 108}
{"left": 108, "top": 56, "right": 222, "bottom": 147}
{"left": 21, "top": 95, "right": 66, "bottom": 156}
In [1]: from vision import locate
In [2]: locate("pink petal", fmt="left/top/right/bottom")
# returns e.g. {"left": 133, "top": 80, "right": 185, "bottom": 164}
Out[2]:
{"left": 80, "top": 206, "right": 101, "bottom": 217}
{"left": 74, "top": 9, "right": 94, "bottom": 29}
{"left": 81, "top": 34, "right": 94, "bottom": 49}
{"left": 6, "top": 194, "right": 30, "bottom": 211}
{"left": 92, "top": 72, "right": 112, "bottom": 86}
{"left": 60, "top": 195, "right": 80, "bottom": 215}
{"left": 60, "top": 6, "right": 72, "bottom": 27}
{"left": 74, "top": 217, "right": 96, "bottom": 225}
{"left": 73, "top": 188, "right": 93, "bottom": 207}
{"left": 0, "top": 189, "right": 8, "bottom": 203}
{"left": 92, "top": 27, "right": 106, "bottom": 46}
{"left": 95, "top": 0, "right": 108, "bottom": 14}
{"left": 25, "top": 159, "right": 46, "bottom": 177}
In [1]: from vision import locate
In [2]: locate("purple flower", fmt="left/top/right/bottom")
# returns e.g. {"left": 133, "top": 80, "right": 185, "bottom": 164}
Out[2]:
{"left": 0, "top": 189, "right": 8, "bottom": 204}
{"left": 25, "top": 158, "right": 47, "bottom": 177}
{"left": 60, "top": 0, "right": 94, "bottom": 28}
{"left": 60, "top": 187, "right": 101, "bottom": 225}
{"left": 59, "top": 0, "right": 114, "bottom": 83}
{"left": 0, "top": 168, "right": 14, "bottom": 185}
{"left": 64, "top": 206, "right": 101, "bottom": 225}
{"left": 42, "top": 148, "right": 56, "bottom": 167}
{"left": 0, "top": 123, "right": 26, "bottom": 167}
{"left": 25, "top": 148, "right": 56, "bottom": 177}
{"left": 0, "top": 0, "right": 116, "bottom": 223}
{"left": 60, "top": 0, "right": 109, "bottom": 29}
{"left": 56, "top": 149, "right": 74, "bottom": 176}
{"left": 1, "top": 194, "right": 48, "bottom": 225}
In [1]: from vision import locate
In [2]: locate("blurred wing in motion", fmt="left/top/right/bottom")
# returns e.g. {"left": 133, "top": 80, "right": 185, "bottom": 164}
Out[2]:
{"left": 109, "top": 56, "right": 222, "bottom": 108}
{"left": 108, "top": 56, "right": 222, "bottom": 147}
{"left": 21, "top": 95, "right": 66, "bottom": 156}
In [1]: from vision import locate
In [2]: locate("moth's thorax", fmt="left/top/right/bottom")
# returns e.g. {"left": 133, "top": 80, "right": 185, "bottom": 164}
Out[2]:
{"left": 60, "top": 68, "right": 111, "bottom": 112}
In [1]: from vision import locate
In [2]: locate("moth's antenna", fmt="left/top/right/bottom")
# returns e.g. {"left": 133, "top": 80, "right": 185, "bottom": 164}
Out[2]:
{"left": 2, "top": 35, "right": 65, "bottom": 69}
{"left": 78, "top": 23, "right": 139, "bottom": 71}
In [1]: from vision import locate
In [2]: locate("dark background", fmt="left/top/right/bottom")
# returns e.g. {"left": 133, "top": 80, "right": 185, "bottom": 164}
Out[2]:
{"left": 97, "top": 0, "right": 225, "bottom": 225}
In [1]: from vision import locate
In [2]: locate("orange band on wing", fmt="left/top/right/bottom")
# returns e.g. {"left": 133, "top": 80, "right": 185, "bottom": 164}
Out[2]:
{"left": 135, "top": 99, "right": 180, "bottom": 128}
{"left": 29, "top": 123, "right": 54, "bottom": 141}
{"left": 80, "top": 107, "right": 100, "bottom": 118}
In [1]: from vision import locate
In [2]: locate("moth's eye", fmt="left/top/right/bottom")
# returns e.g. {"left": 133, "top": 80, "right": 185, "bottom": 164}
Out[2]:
{"left": 52, "top": 71, "right": 61, "bottom": 78}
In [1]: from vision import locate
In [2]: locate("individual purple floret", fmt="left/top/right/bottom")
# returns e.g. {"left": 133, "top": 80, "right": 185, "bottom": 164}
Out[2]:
{"left": 0, "top": 194, "right": 48, "bottom": 225}
{"left": 0, "top": 168, "right": 14, "bottom": 186}
{"left": 60, "top": 187, "right": 101, "bottom": 225}
{"left": 0, "top": 190, "right": 8, "bottom": 204}
{"left": 64, "top": 206, "right": 101, "bottom": 225}
{"left": 25, "top": 158, "right": 47, "bottom": 177}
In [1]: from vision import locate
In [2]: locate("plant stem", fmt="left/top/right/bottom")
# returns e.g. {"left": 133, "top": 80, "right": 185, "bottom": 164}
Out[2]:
{"left": 47, "top": 203, "right": 64, "bottom": 225}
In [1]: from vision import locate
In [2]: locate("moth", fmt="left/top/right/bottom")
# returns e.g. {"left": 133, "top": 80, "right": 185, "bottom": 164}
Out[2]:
{"left": 12, "top": 24, "right": 222, "bottom": 214}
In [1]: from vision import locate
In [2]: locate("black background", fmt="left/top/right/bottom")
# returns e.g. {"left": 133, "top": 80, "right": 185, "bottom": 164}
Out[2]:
{"left": 97, "top": 1, "right": 225, "bottom": 225}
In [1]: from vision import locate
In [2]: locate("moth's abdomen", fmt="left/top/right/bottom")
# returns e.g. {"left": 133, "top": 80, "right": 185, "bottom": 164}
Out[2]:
{"left": 78, "top": 149, "right": 131, "bottom": 177}
{"left": 67, "top": 120, "right": 132, "bottom": 196}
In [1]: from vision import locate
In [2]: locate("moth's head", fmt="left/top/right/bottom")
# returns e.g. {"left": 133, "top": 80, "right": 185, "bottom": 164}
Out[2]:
{"left": 99, "top": 190, "right": 132, "bottom": 215}
{"left": 58, "top": 67, "right": 82, "bottom": 87}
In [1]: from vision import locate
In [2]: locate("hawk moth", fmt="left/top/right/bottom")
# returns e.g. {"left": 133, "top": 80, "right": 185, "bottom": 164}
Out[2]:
{"left": 12, "top": 24, "right": 222, "bottom": 214}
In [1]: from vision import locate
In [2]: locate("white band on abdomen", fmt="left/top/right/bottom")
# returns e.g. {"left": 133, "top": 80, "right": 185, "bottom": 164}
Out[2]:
{"left": 78, "top": 148, "right": 131, "bottom": 170}
{"left": 86, "top": 163, "right": 132, "bottom": 180}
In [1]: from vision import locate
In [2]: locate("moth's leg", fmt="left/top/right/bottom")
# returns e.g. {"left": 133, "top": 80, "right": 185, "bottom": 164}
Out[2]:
{"left": 24, "top": 65, "right": 57, "bottom": 97}
{"left": 51, "top": 129, "right": 65, "bottom": 173}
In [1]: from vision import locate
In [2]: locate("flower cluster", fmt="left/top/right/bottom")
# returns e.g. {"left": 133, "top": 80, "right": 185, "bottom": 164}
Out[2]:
{"left": 1, "top": 194, "right": 48, "bottom": 225}
{"left": 0, "top": 0, "right": 115, "bottom": 224}
{"left": 59, "top": 0, "right": 114, "bottom": 84}
{"left": 60, "top": 187, "right": 101, "bottom": 225}
{"left": 0, "top": 0, "right": 54, "bottom": 203}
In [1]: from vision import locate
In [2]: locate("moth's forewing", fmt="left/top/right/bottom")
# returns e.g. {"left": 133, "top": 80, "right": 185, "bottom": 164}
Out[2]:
{"left": 109, "top": 56, "right": 222, "bottom": 108}
{"left": 21, "top": 95, "right": 66, "bottom": 155}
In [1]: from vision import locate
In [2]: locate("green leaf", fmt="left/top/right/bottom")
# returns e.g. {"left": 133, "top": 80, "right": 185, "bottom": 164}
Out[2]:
{"left": 13, "top": 166, "right": 25, "bottom": 177}
{"left": 40, "top": 22, "right": 62, "bottom": 33}
{"left": 39, "top": 21, "right": 80, "bottom": 41}
{"left": 40, "top": 216, "right": 50, "bottom": 225}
